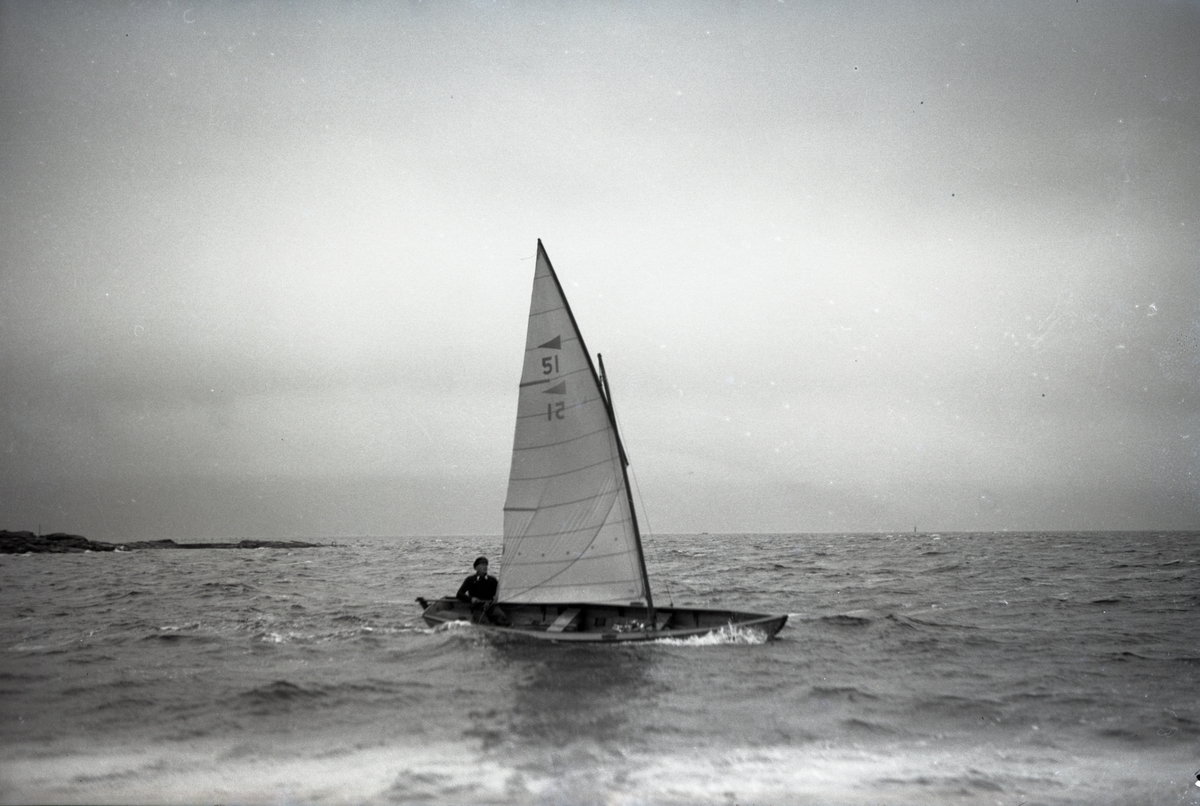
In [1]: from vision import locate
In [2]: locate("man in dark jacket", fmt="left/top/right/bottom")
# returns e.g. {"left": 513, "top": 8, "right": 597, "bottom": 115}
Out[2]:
{"left": 456, "top": 557, "right": 509, "bottom": 625}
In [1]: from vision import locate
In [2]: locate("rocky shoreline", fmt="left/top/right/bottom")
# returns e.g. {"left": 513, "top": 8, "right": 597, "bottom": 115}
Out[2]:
{"left": 0, "top": 530, "right": 324, "bottom": 554}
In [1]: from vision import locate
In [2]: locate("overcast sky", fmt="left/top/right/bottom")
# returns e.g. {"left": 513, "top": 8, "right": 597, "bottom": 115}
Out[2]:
{"left": 1, "top": 1, "right": 1197, "bottom": 540}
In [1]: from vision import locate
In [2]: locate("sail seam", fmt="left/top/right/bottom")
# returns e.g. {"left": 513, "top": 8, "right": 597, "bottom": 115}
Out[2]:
{"left": 511, "top": 510, "right": 633, "bottom": 542}
{"left": 505, "top": 551, "right": 635, "bottom": 568}
{"left": 510, "top": 421, "right": 614, "bottom": 450}
{"left": 508, "top": 584, "right": 638, "bottom": 593}
{"left": 505, "top": 585, "right": 639, "bottom": 595}
{"left": 510, "top": 516, "right": 631, "bottom": 540}
{"left": 514, "top": 394, "right": 605, "bottom": 422}
{"left": 507, "top": 455, "right": 618, "bottom": 482}
{"left": 501, "top": 587, "right": 643, "bottom": 602}
{"left": 508, "top": 488, "right": 624, "bottom": 514}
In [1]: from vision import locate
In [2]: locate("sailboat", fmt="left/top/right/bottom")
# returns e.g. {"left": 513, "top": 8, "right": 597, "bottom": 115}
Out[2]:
{"left": 418, "top": 241, "right": 787, "bottom": 642}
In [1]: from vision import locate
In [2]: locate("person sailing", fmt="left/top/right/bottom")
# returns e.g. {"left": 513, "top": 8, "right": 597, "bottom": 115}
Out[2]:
{"left": 456, "top": 556, "right": 509, "bottom": 625}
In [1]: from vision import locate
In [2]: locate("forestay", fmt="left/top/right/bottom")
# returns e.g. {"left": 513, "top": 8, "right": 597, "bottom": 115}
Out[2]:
{"left": 498, "top": 243, "right": 649, "bottom": 605}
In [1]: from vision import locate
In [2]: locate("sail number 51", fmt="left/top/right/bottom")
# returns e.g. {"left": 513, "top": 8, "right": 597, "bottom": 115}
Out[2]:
{"left": 547, "top": 402, "right": 565, "bottom": 420}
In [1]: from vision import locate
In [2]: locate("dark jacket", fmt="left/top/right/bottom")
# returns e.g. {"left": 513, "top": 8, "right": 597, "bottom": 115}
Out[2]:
{"left": 456, "top": 573, "right": 498, "bottom": 603}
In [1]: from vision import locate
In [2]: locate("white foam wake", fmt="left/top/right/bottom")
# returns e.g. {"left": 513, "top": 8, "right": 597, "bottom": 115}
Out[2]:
{"left": 654, "top": 622, "right": 770, "bottom": 646}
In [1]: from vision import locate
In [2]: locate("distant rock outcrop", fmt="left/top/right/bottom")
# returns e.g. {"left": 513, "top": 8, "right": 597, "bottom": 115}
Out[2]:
{"left": 0, "top": 531, "right": 324, "bottom": 554}
{"left": 126, "top": 538, "right": 325, "bottom": 550}
{"left": 0, "top": 531, "right": 111, "bottom": 553}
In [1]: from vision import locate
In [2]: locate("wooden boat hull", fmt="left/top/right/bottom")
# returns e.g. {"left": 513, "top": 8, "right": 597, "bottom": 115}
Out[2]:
{"left": 418, "top": 598, "right": 787, "bottom": 642}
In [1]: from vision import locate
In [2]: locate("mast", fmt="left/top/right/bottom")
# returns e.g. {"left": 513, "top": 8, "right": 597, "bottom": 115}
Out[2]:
{"left": 598, "top": 352, "right": 656, "bottom": 627}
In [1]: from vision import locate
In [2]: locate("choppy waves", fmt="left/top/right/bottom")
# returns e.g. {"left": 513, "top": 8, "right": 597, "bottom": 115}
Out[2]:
{"left": 1, "top": 531, "right": 1197, "bottom": 804}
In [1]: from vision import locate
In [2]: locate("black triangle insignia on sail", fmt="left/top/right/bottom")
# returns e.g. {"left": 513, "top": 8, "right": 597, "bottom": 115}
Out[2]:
{"left": 538, "top": 336, "right": 562, "bottom": 350}
{"left": 543, "top": 381, "right": 567, "bottom": 395}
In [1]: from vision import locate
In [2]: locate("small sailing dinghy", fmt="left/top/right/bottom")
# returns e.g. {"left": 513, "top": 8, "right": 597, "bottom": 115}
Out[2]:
{"left": 418, "top": 241, "right": 787, "bottom": 642}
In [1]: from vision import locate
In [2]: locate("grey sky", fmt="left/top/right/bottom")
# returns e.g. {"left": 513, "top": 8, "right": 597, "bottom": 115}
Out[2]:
{"left": 2, "top": 1, "right": 1197, "bottom": 539}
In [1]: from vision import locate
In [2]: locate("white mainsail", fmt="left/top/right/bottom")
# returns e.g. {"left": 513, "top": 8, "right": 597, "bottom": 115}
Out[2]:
{"left": 498, "top": 242, "right": 650, "bottom": 605}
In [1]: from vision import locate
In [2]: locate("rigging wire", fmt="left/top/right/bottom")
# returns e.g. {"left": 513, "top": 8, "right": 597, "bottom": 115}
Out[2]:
{"left": 626, "top": 460, "right": 674, "bottom": 609}
{"left": 605, "top": 367, "right": 675, "bottom": 609}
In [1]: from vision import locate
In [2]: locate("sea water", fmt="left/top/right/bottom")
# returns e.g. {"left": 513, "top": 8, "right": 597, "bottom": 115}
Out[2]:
{"left": 0, "top": 531, "right": 1196, "bottom": 805}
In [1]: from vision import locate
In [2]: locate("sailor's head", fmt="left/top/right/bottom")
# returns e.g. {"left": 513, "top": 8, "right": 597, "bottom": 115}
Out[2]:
{"left": 473, "top": 556, "right": 489, "bottom": 575}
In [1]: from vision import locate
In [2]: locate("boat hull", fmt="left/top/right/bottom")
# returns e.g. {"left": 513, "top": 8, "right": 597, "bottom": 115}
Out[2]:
{"left": 418, "top": 598, "right": 787, "bottom": 642}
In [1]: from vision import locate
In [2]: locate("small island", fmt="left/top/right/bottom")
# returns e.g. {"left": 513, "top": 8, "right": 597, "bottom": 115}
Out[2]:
{"left": 0, "top": 530, "right": 324, "bottom": 554}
